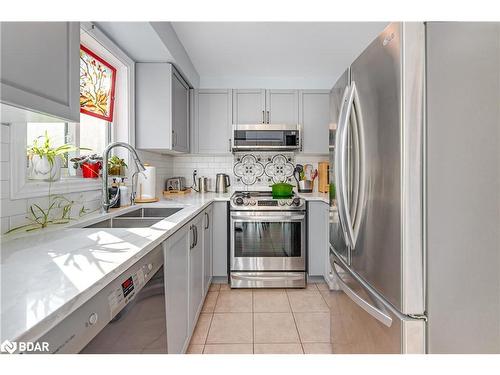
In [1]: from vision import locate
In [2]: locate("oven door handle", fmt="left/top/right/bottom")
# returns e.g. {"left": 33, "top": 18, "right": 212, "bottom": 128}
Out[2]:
{"left": 231, "top": 215, "right": 305, "bottom": 222}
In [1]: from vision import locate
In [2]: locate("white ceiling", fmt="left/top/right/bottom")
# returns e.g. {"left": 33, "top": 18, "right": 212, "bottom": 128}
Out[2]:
{"left": 171, "top": 22, "right": 388, "bottom": 89}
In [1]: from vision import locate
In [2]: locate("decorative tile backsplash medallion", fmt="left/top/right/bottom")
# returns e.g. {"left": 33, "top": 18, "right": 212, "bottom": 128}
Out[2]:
{"left": 233, "top": 153, "right": 295, "bottom": 188}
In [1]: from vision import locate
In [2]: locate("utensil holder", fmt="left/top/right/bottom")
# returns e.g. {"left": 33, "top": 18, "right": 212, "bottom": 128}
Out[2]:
{"left": 298, "top": 180, "right": 313, "bottom": 193}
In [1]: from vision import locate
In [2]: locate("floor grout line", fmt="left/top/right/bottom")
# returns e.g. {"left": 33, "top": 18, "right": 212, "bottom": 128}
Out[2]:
{"left": 285, "top": 289, "right": 305, "bottom": 354}
{"left": 201, "top": 286, "right": 220, "bottom": 354}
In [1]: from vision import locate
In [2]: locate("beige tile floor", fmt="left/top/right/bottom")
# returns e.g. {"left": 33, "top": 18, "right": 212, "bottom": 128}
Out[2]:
{"left": 187, "top": 281, "right": 334, "bottom": 354}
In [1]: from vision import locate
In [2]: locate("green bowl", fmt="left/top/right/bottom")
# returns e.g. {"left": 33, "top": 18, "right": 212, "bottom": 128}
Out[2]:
{"left": 270, "top": 182, "right": 294, "bottom": 199}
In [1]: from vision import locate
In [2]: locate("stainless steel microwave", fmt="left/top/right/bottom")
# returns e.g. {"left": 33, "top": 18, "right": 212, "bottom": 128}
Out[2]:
{"left": 231, "top": 124, "right": 301, "bottom": 152}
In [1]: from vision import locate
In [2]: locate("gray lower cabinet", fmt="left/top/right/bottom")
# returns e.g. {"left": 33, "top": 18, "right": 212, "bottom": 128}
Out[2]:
{"left": 212, "top": 201, "right": 228, "bottom": 277}
{"left": 192, "top": 89, "right": 232, "bottom": 154}
{"left": 299, "top": 90, "right": 330, "bottom": 154}
{"left": 164, "top": 206, "right": 214, "bottom": 353}
{"left": 308, "top": 201, "right": 329, "bottom": 277}
{"left": 164, "top": 223, "right": 190, "bottom": 354}
{"left": 188, "top": 214, "right": 204, "bottom": 331}
{"left": 0, "top": 22, "right": 80, "bottom": 122}
{"left": 136, "top": 63, "right": 190, "bottom": 153}
{"left": 203, "top": 205, "right": 214, "bottom": 294}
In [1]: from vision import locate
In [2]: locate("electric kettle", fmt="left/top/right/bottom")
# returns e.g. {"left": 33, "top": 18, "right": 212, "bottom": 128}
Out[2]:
{"left": 215, "top": 173, "right": 231, "bottom": 193}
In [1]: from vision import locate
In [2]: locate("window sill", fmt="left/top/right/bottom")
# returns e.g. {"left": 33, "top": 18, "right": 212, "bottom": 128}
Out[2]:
{"left": 11, "top": 177, "right": 102, "bottom": 200}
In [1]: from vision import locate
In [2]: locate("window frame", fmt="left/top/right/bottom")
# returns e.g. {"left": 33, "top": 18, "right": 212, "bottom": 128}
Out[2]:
{"left": 9, "top": 23, "right": 135, "bottom": 200}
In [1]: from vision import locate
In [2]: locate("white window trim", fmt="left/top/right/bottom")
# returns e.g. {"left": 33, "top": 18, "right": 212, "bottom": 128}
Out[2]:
{"left": 10, "top": 22, "right": 135, "bottom": 200}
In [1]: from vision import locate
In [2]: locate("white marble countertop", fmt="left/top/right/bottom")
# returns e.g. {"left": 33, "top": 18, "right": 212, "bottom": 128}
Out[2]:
{"left": 0, "top": 192, "right": 230, "bottom": 344}
{"left": 0, "top": 189, "right": 328, "bottom": 344}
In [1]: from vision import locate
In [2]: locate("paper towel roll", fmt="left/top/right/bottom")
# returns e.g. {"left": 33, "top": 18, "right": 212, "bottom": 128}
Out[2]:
{"left": 137, "top": 164, "right": 156, "bottom": 200}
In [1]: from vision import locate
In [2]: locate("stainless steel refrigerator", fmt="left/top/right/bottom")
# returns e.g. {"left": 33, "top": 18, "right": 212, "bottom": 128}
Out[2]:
{"left": 328, "top": 22, "right": 500, "bottom": 354}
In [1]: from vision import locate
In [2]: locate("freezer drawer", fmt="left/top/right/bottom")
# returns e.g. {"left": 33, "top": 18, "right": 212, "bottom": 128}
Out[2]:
{"left": 329, "top": 248, "right": 425, "bottom": 354}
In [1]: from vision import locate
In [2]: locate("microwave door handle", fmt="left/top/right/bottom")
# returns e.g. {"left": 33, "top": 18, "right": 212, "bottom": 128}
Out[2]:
{"left": 330, "top": 254, "right": 393, "bottom": 327}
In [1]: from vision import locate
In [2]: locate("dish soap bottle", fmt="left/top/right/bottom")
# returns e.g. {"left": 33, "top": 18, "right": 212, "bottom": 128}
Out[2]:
{"left": 108, "top": 178, "right": 120, "bottom": 208}
{"left": 119, "top": 177, "right": 129, "bottom": 207}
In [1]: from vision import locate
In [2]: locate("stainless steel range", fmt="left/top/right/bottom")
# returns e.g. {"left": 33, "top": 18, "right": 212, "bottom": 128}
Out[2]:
{"left": 230, "top": 191, "right": 306, "bottom": 288}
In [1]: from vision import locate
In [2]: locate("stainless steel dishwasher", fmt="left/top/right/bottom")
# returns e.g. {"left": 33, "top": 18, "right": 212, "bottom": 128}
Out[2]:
{"left": 37, "top": 244, "right": 167, "bottom": 354}
{"left": 81, "top": 265, "right": 167, "bottom": 354}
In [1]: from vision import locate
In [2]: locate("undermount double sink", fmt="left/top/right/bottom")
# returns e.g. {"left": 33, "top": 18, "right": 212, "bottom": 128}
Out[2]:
{"left": 83, "top": 207, "right": 183, "bottom": 229}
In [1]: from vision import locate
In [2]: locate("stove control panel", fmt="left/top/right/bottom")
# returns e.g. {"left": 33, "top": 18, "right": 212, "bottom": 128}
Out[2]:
{"left": 231, "top": 193, "right": 305, "bottom": 211}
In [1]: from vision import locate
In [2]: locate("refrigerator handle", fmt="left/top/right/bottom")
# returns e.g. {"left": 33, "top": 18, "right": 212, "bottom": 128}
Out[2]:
{"left": 330, "top": 250, "right": 393, "bottom": 327}
{"left": 337, "top": 85, "right": 356, "bottom": 248}
{"left": 349, "top": 81, "right": 367, "bottom": 248}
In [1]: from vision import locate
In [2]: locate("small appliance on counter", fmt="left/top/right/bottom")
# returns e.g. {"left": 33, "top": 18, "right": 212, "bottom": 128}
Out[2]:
{"left": 136, "top": 163, "right": 159, "bottom": 203}
{"left": 215, "top": 173, "right": 231, "bottom": 193}
{"left": 165, "top": 177, "right": 187, "bottom": 192}
{"left": 192, "top": 169, "right": 209, "bottom": 193}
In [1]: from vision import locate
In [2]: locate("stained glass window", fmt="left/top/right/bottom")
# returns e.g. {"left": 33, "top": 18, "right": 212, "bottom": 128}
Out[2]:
{"left": 79, "top": 45, "right": 116, "bottom": 122}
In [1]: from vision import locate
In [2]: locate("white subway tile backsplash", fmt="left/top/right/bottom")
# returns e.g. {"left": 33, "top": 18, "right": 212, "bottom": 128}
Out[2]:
{"left": 0, "top": 144, "right": 9, "bottom": 162}
{"left": 0, "top": 124, "right": 10, "bottom": 144}
{"left": 0, "top": 198, "right": 26, "bottom": 218}
{"left": 0, "top": 162, "right": 9, "bottom": 181}
{"left": 1, "top": 217, "right": 9, "bottom": 234}
{"left": 0, "top": 180, "right": 9, "bottom": 199}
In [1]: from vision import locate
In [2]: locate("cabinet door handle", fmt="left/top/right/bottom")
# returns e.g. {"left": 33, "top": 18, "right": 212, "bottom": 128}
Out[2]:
{"left": 172, "top": 130, "right": 177, "bottom": 147}
{"left": 266, "top": 111, "right": 270, "bottom": 124}
{"left": 228, "top": 138, "right": 232, "bottom": 152}
{"left": 205, "top": 212, "right": 209, "bottom": 229}
{"left": 194, "top": 225, "right": 198, "bottom": 247}
{"left": 190, "top": 225, "right": 195, "bottom": 249}
{"left": 262, "top": 110, "right": 265, "bottom": 124}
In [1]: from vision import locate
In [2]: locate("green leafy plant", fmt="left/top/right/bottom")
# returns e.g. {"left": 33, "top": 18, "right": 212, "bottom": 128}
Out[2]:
{"left": 108, "top": 155, "right": 127, "bottom": 168}
{"left": 27, "top": 131, "right": 83, "bottom": 166}
{"left": 70, "top": 154, "right": 103, "bottom": 169}
{"left": 5, "top": 194, "right": 98, "bottom": 234}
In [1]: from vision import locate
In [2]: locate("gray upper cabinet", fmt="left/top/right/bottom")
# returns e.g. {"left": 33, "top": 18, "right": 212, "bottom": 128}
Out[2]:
{"left": 299, "top": 90, "right": 330, "bottom": 154}
{"left": 0, "top": 22, "right": 80, "bottom": 122}
{"left": 192, "top": 89, "right": 232, "bottom": 154}
{"left": 232, "top": 89, "right": 266, "bottom": 124}
{"left": 171, "top": 70, "right": 190, "bottom": 152}
{"left": 136, "top": 63, "right": 190, "bottom": 153}
{"left": 266, "top": 90, "right": 299, "bottom": 125}
{"left": 232, "top": 89, "right": 298, "bottom": 125}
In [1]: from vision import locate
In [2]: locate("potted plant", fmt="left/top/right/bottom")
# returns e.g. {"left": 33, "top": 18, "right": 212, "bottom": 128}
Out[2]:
{"left": 27, "top": 131, "right": 80, "bottom": 182}
{"left": 108, "top": 155, "right": 127, "bottom": 176}
{"left": 70, "top": 154, "right": 103, "bottom": 178}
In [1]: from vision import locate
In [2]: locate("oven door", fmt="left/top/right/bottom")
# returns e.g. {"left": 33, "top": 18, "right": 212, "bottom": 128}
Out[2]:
{"left": 230, "top": 211, "right": 306, "bottom": 271}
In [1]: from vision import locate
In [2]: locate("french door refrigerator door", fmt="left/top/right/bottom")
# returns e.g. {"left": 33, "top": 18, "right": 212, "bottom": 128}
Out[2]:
{"left": 347, "top": 22, "right": 425, "bottom": 315}
{"left": 329, "top": 69, "right": 351, "bottom": 265}
{"left": 330, "top": 248, "right": 425, "bottom": 353}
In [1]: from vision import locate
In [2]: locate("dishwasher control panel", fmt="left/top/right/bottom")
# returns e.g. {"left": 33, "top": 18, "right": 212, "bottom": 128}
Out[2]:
{"left": 36, "top": 244, "right": 164, "bottom": 354}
